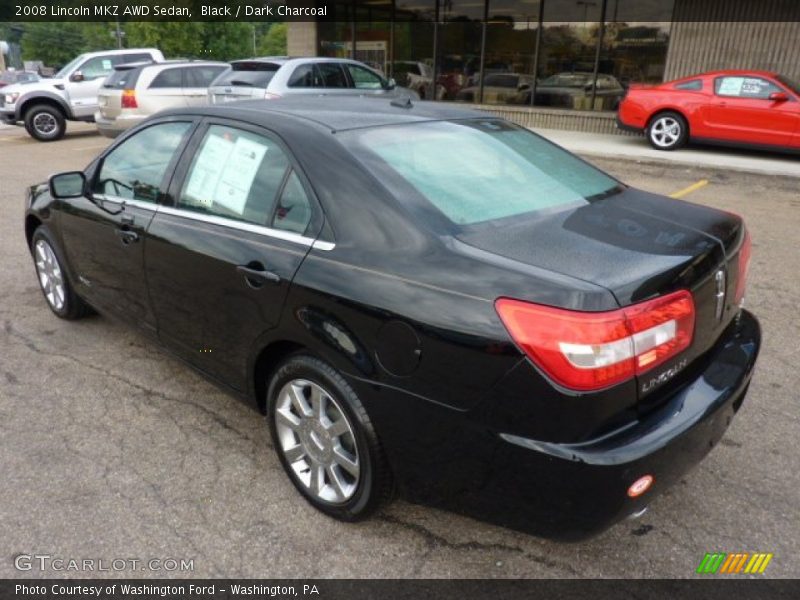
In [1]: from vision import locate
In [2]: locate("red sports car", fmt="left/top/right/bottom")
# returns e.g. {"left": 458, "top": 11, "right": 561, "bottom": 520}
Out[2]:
{"left": 617, "top": 70, "right": 800, "bottom": 151}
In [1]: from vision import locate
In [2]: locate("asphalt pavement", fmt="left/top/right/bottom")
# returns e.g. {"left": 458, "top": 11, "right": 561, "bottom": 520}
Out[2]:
{"left": 0, "top": 122, "right": 798, "bottom": 578}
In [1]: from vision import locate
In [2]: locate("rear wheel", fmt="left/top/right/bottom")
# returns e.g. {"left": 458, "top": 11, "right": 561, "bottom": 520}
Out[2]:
{"left": 646, "top": 111, "right": 688, "bottom": 151}
{"left": 267, "top": 354, "right": 392, "bottom": 521}
{"left": 24, "top": 104, "right": 66, "bottom": 142}
{"left": 31, "top": 227, "right": 92, "bottom": 319}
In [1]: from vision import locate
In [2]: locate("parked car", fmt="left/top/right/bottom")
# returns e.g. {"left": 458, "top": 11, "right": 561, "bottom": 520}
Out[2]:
{"left": 455, "top": 73, "right": 533, "bottom": 103}
{"left": 95, "top": 61, "right": 227, "bottom": 138}
{"left": 513, "top": 72, "right": 625, "bottom": 110}
{"left": 0, "top": 48, "right": 164, "bottom": 141}
{"left": 208, "top": 56, "right": 418, "bottom": 104}
{"left": 26, "top": 97, "right": 759, "bottom": 539}
{"left": 0, "top": 70, "right": 39, "bottom": 88}
{"left": 618, "top": 70, "right": 800, "bottom": 151}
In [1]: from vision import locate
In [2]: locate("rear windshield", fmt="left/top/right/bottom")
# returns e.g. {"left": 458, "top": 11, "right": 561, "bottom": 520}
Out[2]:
{"left": 103, "top": 67, "right": 141, "bottom": 89}
{"left": 213, "top": 62, "right": 280, "bottom": 88}
{"left": 342, "top": 120, "right": 620, "bottom": 229}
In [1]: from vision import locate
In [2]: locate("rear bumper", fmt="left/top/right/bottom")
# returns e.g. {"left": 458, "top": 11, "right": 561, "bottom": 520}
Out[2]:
{"left": 616, "top": 113, "right": 643, "bottom": 134}
{"left": 94, "top": 112, "right": 145, "bottom": 138}
{"left": 480, "top": 309, "right": 760, "bottom": 539}
{"left": 362, "top": 310, "right": 761, "bottom": 540}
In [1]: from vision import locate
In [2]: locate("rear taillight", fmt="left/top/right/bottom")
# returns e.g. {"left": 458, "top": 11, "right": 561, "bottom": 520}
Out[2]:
{"left": 734, "top": 229, "right": 751, "bottom": 305}
{"left": 264, "top": 91, "right": 282, "bottom": 100}
{"left": 121, "top": 89, "right": 138, "bottom": 109}
{"left": 495, "top": 290, "right": 695, "bottom": 392}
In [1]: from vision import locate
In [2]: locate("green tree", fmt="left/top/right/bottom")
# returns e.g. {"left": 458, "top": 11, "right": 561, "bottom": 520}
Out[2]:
{"left": 201, "top": 22, "right": 254, "bottom": 61}
{"left": 257, "top": 22, "right": 287, "bottom": 57}
{"left": 125, "top": 22, "right": 205, "bottom": 59}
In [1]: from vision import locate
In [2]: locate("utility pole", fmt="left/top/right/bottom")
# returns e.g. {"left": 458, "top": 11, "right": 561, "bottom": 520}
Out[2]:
{"left": 252, "top": 25, "right": 257, "bottom": 56}
{"left": 114, "top": 20, "right": 124, "bottom": 49}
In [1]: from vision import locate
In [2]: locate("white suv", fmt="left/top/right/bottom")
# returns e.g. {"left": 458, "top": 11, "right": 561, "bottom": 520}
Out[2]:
{"left": 0, "top": 48, "right": 164, "bottom": 141}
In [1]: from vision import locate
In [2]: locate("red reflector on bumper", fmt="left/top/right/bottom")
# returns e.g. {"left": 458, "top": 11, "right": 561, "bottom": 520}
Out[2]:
{"left": 628, "top": 474, "right": 654, "bottom": 498}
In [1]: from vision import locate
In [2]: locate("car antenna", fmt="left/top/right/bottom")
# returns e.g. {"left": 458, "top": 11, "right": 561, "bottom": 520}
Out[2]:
{"left": 390, "top": 97, "right": 414, "bottom": 109}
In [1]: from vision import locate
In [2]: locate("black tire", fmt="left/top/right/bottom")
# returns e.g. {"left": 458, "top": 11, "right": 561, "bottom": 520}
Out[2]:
{"left": 31, "top": 226, "right": 92, "bottom": 319}
{"left": 646, "top": 110, "right": 688, "bottom": 151}
{"left": 24, "top": 104, "right": 66, "bottom": 142}
{"left": 266, "top": 353, "right": 393, "bottom": 521}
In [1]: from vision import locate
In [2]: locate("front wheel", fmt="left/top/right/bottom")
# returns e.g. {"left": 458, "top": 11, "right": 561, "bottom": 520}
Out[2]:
{"left": 24, "top": 104, "right": 66, "bottom": 142}
{"left": 267, "top": 354, "right": 392, "bottom": 521}
{"left": 646, "top": 111, "right": 688, "bottom": 151}
{"left": 31, "top": 227, "right": 92, "bottom": 319}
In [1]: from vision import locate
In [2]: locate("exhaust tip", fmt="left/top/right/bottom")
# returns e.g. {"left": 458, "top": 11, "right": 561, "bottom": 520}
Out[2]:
{"left": 628, "top": 506, "right": 649, "bottom": 520}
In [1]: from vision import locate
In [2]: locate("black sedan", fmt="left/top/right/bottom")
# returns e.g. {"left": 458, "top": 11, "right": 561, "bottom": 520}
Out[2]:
{"left": 24, "top": 97, "right": 760, "bottom": 539}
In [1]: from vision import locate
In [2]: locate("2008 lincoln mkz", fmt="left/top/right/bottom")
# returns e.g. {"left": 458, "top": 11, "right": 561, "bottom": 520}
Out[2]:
{"left": 25, "top": 97, "right": 760, "bottom": 539}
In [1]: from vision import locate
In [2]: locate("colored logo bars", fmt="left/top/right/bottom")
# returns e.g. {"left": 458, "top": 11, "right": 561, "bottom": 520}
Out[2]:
{"left": 697, "top": 552, "right": 773, "bottom": 574}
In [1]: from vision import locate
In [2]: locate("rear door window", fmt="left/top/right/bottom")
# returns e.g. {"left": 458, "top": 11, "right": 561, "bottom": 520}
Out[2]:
{"left": 178, "top": 125, "right": 291, "bottom": 226}
{"left": 149, "top": 68, "right": 184, "bottom": 88}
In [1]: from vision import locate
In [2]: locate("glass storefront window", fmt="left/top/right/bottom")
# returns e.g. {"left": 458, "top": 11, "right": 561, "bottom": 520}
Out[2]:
{"left": 314, "top": 0, "right": 675, "bottom": 111}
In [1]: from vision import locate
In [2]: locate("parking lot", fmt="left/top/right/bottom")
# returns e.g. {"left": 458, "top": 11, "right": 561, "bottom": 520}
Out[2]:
{"left": 0, "top": 122, "right": 798, "bottom": 578}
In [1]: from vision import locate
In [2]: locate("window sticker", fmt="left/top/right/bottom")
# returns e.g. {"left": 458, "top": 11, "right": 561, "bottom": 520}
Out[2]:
{"left": 213, "top": 136, "right": 268, "bottom": 215}
{"left": 184, "top": 133, "right": 235, "bottom": 207}
{"left": 718, "top": 77, "right": 744, "bottom": 96}
{"left": 101, "top": 59, "right": 112, "bottom": 70}
{"left": 741, "top": 78, "right": 767, "bottom": 95}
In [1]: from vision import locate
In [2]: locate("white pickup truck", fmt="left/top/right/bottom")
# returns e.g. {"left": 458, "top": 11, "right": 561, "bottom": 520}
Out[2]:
{"left": 0, "top": 48, "right": 164, "bottom": 141}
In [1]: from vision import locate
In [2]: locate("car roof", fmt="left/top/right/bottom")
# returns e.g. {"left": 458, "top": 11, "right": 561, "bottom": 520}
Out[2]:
{"left": 160, "top": 96, "right": 492, "bottom": 133}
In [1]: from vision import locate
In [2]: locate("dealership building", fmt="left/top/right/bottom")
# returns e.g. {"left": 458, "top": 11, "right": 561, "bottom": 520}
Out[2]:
{"left": 287, "top": 0, "right": 800, "bottom": 133}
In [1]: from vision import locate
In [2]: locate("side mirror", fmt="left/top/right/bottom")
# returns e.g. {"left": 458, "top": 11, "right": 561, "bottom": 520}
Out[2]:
{"left": 69, "top": 71, "right": 85, "bottom": 83}
{"left": 769, "top": 91, "right": 789, "bottom": 102}
{"left": 49, "top": 172, "right": 87, "bottom": 199}
{"left": 385, "top": 77, "right": 397, "bottom": 90}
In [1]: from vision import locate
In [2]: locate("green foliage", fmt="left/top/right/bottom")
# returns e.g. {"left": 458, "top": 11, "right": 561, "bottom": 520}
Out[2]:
{"left": 125, "top": 22, "right": 205, "bottom": 58}
{"left": 202, "top": 22, "right": 255, "bottom": 61}
{"left": 13, "top": 20, "right": 288, "bottom": 67}
{"left": 258, "top": 22, "right": 287, "bottom": 57}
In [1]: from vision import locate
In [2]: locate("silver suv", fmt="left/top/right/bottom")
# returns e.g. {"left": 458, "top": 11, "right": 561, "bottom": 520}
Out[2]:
{"left": 95, "top": 61, "right": 227, "bottom": 138}
{"left": 208, "top": 57, "right": 418, "bottom": 104}
{"left": 0, "top": 48, "right": 164, "bottom": 141}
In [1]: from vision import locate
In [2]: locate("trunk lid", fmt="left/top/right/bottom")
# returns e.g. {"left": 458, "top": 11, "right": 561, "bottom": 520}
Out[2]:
{"left": 457, "top": 187, "right": 744, "bottom": 403}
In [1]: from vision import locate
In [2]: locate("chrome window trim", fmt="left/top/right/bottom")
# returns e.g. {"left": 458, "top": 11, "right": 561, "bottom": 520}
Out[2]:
{"left": 156, "top": 205, "right": 335, "bottom": 251}
{"left": 93, "top": 194, "right": 158, "bottom": 211}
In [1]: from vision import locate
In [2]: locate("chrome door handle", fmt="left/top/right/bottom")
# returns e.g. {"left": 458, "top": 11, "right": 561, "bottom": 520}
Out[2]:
{"left": 236, "top": 265, "right": 281, "bottom": 287}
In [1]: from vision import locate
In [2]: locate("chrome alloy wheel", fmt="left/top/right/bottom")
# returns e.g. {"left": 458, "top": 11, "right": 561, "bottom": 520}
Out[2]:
{"left": 34, "top": 239, "right": 65, "bottom": 311}
{"left": 274, "top": 379, "right": 360, "bottom": 504}
{"left": 650, "top": 116, "right": 681, "bottom": 148}
{"left": 32, "top": 112, "right": 57, "bottom": 137}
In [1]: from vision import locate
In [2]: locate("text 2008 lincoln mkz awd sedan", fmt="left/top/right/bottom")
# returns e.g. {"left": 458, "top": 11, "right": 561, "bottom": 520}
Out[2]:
{"left": 25, "top": 98, "right": 759, "bottom": 539}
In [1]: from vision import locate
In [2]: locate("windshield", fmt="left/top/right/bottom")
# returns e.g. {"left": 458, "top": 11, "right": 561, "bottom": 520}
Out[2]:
{"left": 55, "top": 54, "right": 87, "bottom": 79}
{"left": 776, "top": 75, "right": 800, "bottom": 95}
{"left": 540, "top": 73, "right": 591, "bottom": 87}
{"left": 343, "top": 120, "right": 620, "bottom": 229}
